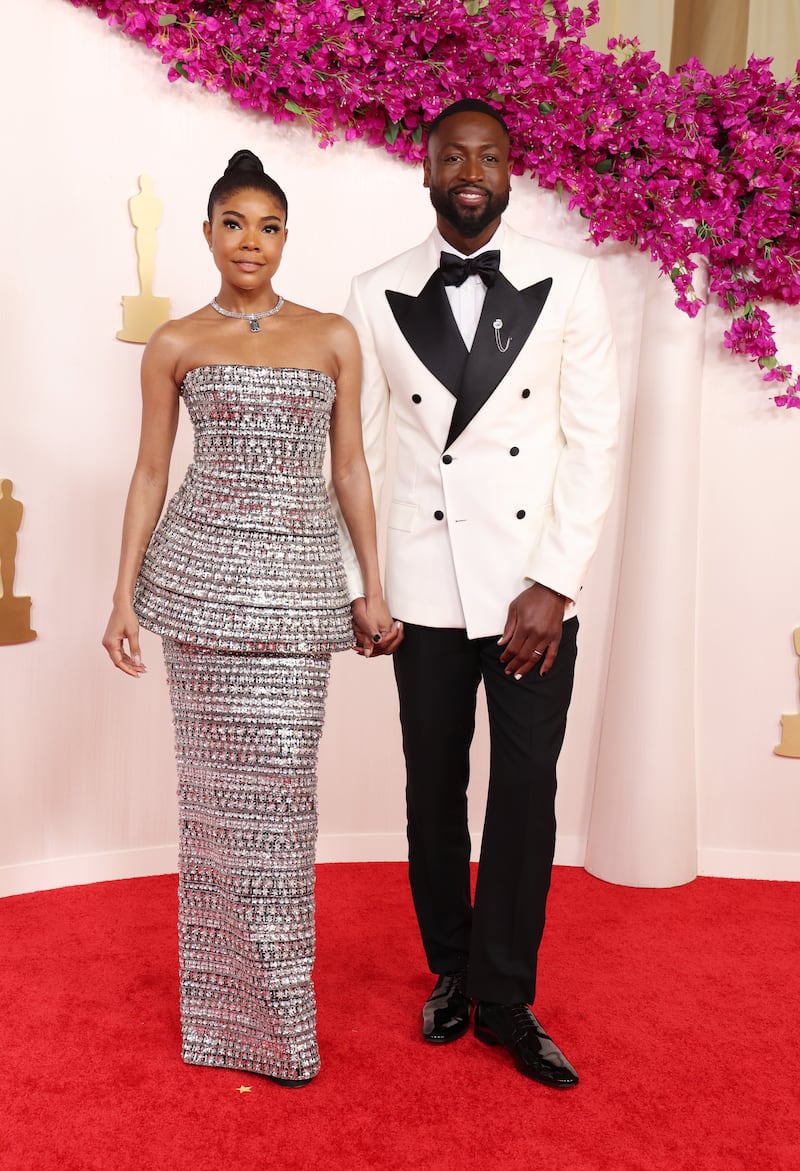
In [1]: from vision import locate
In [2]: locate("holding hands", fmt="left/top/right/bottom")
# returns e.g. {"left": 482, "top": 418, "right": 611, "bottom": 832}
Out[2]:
{"left": 351, "top": 596, "right": 404, "bottom": 658}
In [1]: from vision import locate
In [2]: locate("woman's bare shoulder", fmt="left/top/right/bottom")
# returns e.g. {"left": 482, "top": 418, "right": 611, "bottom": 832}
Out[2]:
{"left": 142, "top": 307, "right": 218, "bottom": 368}
{"left": 285, "top": 302, "right": 355, "bottom": 342}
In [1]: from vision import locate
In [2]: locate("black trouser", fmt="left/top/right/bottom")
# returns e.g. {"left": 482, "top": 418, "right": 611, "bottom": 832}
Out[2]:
{"left": 393, "top": 617, "right": 578, "bottom": 1005}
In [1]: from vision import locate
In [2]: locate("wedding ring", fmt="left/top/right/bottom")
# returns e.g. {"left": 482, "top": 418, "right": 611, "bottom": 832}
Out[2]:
{"left": 533, "top": 650, "right": 544, "bottom": 657}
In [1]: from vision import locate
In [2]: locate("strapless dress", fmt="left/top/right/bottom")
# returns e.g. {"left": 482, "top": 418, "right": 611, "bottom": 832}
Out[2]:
{"left": 134, "top": 364, "right": 352, "bottom": 655}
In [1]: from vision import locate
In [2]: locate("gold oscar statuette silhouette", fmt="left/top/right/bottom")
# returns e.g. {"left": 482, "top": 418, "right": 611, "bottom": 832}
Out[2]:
{"left": 0, "top": 479, "right": 37, "bottom": 646}
{"left": 774, "top": 628, "right": 800, "bottom": 758}
{"left": 117, "top": 174, "right": 171, "bottom": 344}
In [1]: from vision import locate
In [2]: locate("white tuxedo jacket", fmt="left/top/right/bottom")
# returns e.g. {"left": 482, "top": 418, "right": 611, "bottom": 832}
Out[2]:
{"left": 337, "top": 224, "right": 619, "bottom": 639}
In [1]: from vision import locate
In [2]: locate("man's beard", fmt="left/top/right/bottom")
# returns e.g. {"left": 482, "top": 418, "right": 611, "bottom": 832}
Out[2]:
{"left": 429, "top": 183, "right": 510, "bottom": 239}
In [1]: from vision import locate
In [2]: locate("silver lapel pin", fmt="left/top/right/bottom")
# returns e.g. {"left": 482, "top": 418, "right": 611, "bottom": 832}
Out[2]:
{"left": 493, "top": 318, "right": 511, "bottom": 353}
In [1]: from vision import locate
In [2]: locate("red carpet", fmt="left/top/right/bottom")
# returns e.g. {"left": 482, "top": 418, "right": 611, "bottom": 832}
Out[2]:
{"left": 1, "top": 864, "right": 797, "bottom": 1171}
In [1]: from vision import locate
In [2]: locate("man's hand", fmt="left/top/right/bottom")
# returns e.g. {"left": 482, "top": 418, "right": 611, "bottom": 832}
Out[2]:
{"left": 497, "top": 583, "right": 568, "bottom": 679}
{"left": 351, "top": 597, "right": 404, "bottom": 658}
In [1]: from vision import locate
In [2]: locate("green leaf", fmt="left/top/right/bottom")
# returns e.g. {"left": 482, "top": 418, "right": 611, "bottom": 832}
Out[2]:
{"left": 759, "top": 355, "right": 778, "bottom": 369}
{"left": 158, "top": 14, "right": 177, "bottom": 26}
{"left": 743, "top": 300, "right": 754, "bottom": 318}
{"left": 538, "top": 101, "right": 554, "bottom": 115}
{"left": 346, "top": 6, "right": 365, "bottom": 19}
{"left": 463, "top": 0, "right": 482, "bottom": 13}
{"left": 593, "top": 159, "right": 614, "bottom": 174}
{"left": 412, "top": 124, "right": 424, "bottom": 145}
{"left": 542, "top": 0, "right": 556, "bottom": 15}
{"left": 726, "top": 290, "right": 737, "bottom": 311}
{"left": 665, "top": 111, "right": 676, "bottom": 129}
{"left": 384, "top": 119, "right": 401, "bottom": 145}
{"left": 285, "top": 98, "right": 304, "bottom": 115}
{"left": 174, "top": 61, "right": 189, "bottom": 80}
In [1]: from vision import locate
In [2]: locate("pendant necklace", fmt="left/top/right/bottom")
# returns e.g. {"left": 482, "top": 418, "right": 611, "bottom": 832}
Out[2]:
{"left": 210, "top": 295, "right": 284, "bottom": 333}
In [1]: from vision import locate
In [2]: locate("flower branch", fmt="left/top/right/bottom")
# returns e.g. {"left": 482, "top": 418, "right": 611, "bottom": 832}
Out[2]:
{"left": 69, "top": 0, "right": 800, "bottom": 405}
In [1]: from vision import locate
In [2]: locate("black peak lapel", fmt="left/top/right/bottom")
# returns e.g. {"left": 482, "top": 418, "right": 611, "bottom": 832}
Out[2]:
{"left": 444, "top": 275, "right": 553, "bottom": 449}
{"left": 386, "top": 272, "right": 467, "bottom": 397}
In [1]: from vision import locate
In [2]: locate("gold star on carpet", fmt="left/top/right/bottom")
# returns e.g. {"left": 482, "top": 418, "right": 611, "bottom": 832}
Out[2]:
{"left": 236, "top": 1085, "right": 252, "bottom": 1094}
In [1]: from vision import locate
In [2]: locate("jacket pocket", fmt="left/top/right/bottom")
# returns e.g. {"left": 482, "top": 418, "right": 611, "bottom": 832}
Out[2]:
{"left": 387, "top": 500, "right": 418, "bottom": 532}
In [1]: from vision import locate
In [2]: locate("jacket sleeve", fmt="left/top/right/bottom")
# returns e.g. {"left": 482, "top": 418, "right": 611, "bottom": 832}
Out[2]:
{"left": 524, "top": 257, "right": 620, "bottom": 600}
{"left": 327, "top": 273, "right": 392, "bottom": 600}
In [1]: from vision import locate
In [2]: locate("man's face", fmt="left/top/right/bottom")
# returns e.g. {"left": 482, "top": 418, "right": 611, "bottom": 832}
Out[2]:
{"left": 424, "top": 111, "right": 512, "bottom": 250}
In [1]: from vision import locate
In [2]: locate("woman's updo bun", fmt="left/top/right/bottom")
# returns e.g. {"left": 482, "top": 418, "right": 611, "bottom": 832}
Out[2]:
{"left": 207, "top": 149, "right": 288, "bottom": 223}
{"left": 224, "top": 149, "right": 265, "bottom": 177}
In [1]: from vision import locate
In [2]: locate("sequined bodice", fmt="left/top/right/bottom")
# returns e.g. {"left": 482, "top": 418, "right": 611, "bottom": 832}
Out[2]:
{"left": 134, "top": 365, "right": 352, "bottom": 654}
{"left": 177, "top": 365, "right": 338, "bottom": 534}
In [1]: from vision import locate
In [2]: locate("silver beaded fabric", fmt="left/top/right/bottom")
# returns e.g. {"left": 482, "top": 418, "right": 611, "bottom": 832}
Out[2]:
{"left": 134, "top": 364, "right": 353, "bottom": 655}
{"left": 132, "top": 365, "right": 354, "bottom": 1079}
{"left": 163, "top": 638, "right": 330, "bottom": 1081}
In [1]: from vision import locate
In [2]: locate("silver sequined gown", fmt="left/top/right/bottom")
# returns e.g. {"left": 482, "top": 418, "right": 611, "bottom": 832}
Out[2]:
{"left": 134, "top": 364, "right": 352, "bottom": 1081}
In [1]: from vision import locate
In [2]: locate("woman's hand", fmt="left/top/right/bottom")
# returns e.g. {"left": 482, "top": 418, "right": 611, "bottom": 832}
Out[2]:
{"left": 351, "top": 597, "right": 404, "bottom": 658}
{"left": 102, "top": 603, "right": 147, "bottom": 677}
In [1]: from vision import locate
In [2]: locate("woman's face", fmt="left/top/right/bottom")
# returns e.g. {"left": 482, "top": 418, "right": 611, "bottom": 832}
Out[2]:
{"left": 203, "top": 187, "right": 288, "bottom": 292}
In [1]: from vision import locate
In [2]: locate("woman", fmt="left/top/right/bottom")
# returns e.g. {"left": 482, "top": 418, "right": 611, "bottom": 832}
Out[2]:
{"left": 102, "top": 150, "right": 401, "bottom": 1086}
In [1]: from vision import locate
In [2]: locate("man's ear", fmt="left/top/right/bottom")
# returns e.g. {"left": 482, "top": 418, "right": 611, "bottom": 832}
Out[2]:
{"left": 423, "top": 157, "right": 431, "bottom": 190}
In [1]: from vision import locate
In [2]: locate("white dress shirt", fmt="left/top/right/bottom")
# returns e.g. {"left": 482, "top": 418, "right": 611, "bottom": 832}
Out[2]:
{"left": 434, "top": 222, "right": 506, "bottom": 351}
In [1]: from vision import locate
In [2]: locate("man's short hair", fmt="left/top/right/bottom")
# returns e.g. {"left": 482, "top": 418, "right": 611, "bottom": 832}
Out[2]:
{"left": 426, "top": 99, "right": 510, "bottom": 141}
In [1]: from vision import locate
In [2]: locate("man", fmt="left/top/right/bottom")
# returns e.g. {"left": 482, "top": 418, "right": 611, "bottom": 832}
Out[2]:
{"left": 339, "top": 99, "right": 618, "bottom": 1087}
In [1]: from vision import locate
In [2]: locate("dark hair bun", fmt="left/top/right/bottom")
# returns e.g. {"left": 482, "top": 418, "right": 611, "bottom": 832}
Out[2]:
{"left": 207, "top": 150, "right": 288, "bottom": 223}
{"left": 224, "top": 149, "right": 265, "bottom": 177}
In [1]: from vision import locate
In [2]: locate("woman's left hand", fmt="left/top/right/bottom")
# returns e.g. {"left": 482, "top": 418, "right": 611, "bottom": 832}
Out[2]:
{"left": 351, "top": 597, "right": 404, "bottom": 657}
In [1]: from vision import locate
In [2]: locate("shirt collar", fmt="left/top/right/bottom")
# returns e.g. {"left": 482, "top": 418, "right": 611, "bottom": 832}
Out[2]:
{"left": 434, "top": 220, "right": 506, "bottom": 261}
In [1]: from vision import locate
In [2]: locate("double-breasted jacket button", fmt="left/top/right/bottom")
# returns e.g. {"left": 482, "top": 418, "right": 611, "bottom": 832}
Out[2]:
{"left": 516, "top": 509, "right": 526, "bottom": 519}
{"left": 509, "top": 446, "right": 519, "bottom": 457}
{"left": 434, "top": 510, "right": 444, "bottom": 521}
{"left": 521, "top": 388, "right": 531, "bottom": 398}
{"left": 411, "top": 394, "right": 422, "bottom": 404}
{"left": 442, "top": 454, "right": 453, "bottom": 465}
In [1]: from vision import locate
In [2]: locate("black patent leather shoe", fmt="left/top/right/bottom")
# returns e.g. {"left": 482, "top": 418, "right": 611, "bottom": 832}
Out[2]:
{"left": 269, "top": 1074, "right": 316, "bottom": 1088}
{"left": 422, "top": 969, "right": 472, "bottom": 1043}
{"left": 474, "top": 1002, "right": 579, "bottom": 1088}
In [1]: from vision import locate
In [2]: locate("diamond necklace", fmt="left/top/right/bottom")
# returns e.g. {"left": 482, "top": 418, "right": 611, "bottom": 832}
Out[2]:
{"left": 210, "top": 295, "right": 284, "bottom": 333}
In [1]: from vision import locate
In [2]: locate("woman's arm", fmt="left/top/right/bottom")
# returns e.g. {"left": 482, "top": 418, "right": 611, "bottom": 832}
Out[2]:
{"left": 102, "top": 326, "right": 182, "bottom": 676}
{"left": 328, "top": 317, "right": 402, "bottom": 656}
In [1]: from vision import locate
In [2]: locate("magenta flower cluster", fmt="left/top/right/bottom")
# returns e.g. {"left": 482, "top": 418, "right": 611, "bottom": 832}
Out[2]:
{"left": 69, "top": 0, "right": 800, "bottom": 406}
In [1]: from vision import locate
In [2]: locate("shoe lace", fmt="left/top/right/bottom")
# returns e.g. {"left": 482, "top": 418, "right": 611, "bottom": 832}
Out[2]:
{"left": 507, "top": 1004, "right": 540, "bottom": 1042}
{"left": 437, "top": 970, "right": 467, "bottom": 997}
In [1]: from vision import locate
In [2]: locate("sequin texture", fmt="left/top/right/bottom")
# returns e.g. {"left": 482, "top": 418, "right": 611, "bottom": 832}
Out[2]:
{"left": 134, "top": 365, "right": 352, "bottom": 654}
{"left": 164, "top": 640, "right": 330, "bottom": 1080}
{"left": 133, "top": 365, "right": 354, "bottom": 1079}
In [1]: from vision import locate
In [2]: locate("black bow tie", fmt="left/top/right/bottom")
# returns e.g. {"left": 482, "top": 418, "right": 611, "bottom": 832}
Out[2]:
{"left": 439, "top": 250, "right": 501, "bottom": 288}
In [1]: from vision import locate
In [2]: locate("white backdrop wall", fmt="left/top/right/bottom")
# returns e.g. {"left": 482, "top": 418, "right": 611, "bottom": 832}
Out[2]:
{"left": 1, "top": 0, "right": 798, "bottom": 896}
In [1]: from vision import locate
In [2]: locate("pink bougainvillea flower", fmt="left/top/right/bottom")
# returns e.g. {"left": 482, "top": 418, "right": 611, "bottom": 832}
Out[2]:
{"left": 67, "top": 0, "right": 800, "bottom": 404}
